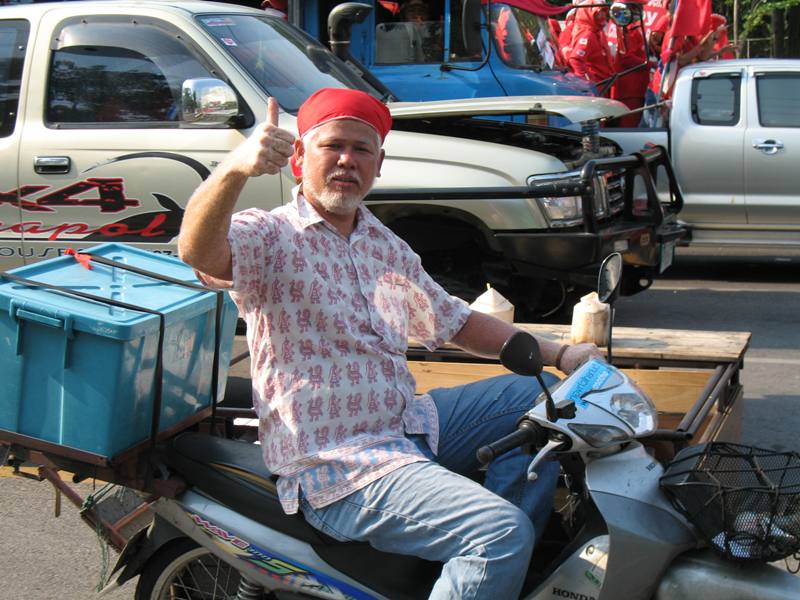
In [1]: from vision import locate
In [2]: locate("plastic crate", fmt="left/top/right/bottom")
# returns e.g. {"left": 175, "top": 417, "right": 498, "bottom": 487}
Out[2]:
{"left": 0, "top": 243, "right": 237, "bottom": 462}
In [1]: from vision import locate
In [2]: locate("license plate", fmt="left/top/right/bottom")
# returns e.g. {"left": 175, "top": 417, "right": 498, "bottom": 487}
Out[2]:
{"left": 659, "top": 240, "right": 676, "bottom": 273}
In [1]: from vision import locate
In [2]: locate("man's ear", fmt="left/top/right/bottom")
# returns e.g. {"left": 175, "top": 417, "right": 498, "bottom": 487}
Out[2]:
{"left": 294, "top": 138, "right": 305, "bottom": 168}
{"left": 376, "top": 148, "right": 385, "bottom": 178}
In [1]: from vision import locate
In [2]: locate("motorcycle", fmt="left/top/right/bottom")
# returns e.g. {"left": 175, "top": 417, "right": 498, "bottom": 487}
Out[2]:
{"left": 93, "top": 253, "right": 800, "bottom": 600}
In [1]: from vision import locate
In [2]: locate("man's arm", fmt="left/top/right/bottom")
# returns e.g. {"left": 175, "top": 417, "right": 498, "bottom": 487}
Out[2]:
{"left": 178, "top": 98, "right": 295, "bottom": 279}
{"left": 451, "top": 310, "right": 602, "bottom": 374}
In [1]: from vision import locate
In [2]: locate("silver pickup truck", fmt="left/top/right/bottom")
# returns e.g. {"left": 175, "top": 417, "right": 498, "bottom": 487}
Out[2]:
{"left": 606, "top": 59, "right": 800, "bottom": 249}
{"left": 0, "top": 1, "right": 685, "bottom": 318}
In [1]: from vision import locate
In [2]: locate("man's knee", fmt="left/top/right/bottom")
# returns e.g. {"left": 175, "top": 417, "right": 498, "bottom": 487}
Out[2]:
{"left": 486, "top": 502, "right": 536, "bottom": 560}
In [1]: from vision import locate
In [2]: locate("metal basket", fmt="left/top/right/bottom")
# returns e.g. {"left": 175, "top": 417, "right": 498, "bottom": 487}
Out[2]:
{"left": 660, "top": 442, "right": 800, "bottom": 563}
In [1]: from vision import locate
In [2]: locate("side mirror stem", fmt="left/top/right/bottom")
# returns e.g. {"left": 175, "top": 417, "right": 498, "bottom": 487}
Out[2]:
{"left": 537, "top": 374, "right": 558, "bottom": 422}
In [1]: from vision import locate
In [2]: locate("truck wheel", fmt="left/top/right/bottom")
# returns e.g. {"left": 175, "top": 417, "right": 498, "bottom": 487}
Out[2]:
{"left": 134, "top": 538, "right": 247, "bottom": 600}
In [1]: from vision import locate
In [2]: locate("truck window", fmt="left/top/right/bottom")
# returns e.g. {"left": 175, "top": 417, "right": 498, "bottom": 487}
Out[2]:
{"left": 46, "top": 17, "right": 224, "bottom": 126}
{"left": 0, "top": 19, "right": 28, "bottom": 138}
{"left": 198, "top": 14, "right": 382, "bottom": 113}
{"left": 690, "top": 74, "right": 740, "bottom": 126}
{"left": 375, "top": 0, "right": 444, "bottom": 64}
{"left": 490, "top": 4, "right": 556, "bottom": 69}
{"left": 756, "top": 73, "right": 800, "bottom": 128}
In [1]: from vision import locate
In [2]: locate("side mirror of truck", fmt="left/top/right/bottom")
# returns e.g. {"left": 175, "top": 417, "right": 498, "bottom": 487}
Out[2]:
{"left": 181, "top": 78, "right": 239, "bottom": 126}
{"left": 461, "top": 0, "right": 484, "bottom": 57}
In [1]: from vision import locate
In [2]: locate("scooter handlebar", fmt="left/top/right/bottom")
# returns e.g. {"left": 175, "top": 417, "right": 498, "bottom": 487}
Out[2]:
{"left": 476, "top": 420, "right": 543, "bottom": 465}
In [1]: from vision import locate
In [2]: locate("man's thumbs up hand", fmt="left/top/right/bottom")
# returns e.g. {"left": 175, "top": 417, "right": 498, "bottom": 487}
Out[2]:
{"left": 229, "top": 96, "right": 296, "bottom": 177}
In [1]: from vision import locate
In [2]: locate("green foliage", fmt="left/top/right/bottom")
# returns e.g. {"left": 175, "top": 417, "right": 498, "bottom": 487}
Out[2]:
{"left": 740, "top": 0, "right": 800, "bottom": 36}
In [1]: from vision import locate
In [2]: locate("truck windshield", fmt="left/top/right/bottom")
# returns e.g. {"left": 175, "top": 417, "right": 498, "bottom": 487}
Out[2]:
{"left": 490, "top": 3, "right": 557, "bottom": 70}
{"left": 197, "top": 14, "right": 382, "bottom": 113}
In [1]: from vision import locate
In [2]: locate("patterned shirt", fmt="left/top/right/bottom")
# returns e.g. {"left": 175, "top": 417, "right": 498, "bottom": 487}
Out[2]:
{"left": 218, "top": 188, "right": 470, "bottom": 514}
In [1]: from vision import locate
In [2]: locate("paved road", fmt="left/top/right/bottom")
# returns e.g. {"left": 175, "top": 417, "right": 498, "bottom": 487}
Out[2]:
{"left": 2, "top": 247, "right": 799, "bottom": 599}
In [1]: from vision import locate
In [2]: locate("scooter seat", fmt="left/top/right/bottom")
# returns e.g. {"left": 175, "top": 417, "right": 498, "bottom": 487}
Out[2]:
{"left": 166, "top": 431, "right": 440, "bottom": 599}
{"left": 166, "top": 431, "right": 324, "bottom": 545}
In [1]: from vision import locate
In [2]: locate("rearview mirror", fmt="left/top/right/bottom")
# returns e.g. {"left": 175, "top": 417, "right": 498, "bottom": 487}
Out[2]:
{"left": 181, "top": 78, "right": 238, "bottom": 125}
{"left": 500, "top": 331, "right": 543, "bottom": 377}
{"left": 461, "top": 0, "right": 484, "bottom": 56}
{"left": 597, "top": 252, "right": 623, "bottom": 305}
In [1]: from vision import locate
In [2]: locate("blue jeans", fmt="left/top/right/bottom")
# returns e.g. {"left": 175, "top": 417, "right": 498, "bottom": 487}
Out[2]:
{"left": 300, "top": 373, "right": 560, "bottom": 599}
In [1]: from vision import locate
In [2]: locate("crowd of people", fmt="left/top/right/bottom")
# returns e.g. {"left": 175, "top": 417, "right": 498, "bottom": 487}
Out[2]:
{"left": 551, "top": 0, "right": 737, "bottom": 126}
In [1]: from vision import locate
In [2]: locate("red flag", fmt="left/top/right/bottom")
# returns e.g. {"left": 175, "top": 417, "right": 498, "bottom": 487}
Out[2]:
{"left": 670, "top": 0, "right": 712, "bottom": 37}
{"left": 378, "top": 1, "right": 400, "bottom": 16}
{"left": 660, "top": 0, "right": 712, "bottom": 64}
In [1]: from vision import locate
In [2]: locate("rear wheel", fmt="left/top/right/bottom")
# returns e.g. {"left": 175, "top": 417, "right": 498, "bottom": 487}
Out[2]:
{"left": 134, "top": 538, "right": 320, "bottom": 600}
{"left": 134, "top": 538, "right": 249, "bottom": 600}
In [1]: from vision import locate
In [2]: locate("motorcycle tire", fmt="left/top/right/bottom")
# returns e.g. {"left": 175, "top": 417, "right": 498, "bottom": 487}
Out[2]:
{"left": 134, "top": 537, "right": 318, "bottom": 600}
{"left": 134, "top": 537, "right": 250, "bottom": 600}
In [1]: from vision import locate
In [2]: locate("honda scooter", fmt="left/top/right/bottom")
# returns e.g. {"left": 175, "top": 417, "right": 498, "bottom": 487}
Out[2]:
{"left": 101, "top": 255, "right": 800, "bottom": 600}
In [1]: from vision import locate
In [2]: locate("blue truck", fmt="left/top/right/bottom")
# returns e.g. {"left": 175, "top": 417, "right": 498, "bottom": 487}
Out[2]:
{"left": 290, "top": 0, "right": 596, "bottom": 110}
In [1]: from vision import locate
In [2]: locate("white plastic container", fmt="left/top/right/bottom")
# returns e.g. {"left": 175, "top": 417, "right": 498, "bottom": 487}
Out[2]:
{"left": 470, "top": 285, "right": 515, "bottom": 324}
{"left": 570, "top": 291, "right": 609, "bottom": 346}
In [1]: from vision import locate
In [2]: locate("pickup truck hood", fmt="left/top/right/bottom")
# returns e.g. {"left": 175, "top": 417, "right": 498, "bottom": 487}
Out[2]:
{"left": 388, "top": 95, "right": 630, "bottom": 123}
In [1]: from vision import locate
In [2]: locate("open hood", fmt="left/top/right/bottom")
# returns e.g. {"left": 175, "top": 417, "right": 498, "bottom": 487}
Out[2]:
{"left": 388, "top": 95, "right": 630, "bottom": 124}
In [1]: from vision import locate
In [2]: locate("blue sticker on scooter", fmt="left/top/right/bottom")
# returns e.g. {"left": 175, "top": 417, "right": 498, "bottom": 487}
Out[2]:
{"left": 565, "top": 361, "right": 613, "bottom": 407}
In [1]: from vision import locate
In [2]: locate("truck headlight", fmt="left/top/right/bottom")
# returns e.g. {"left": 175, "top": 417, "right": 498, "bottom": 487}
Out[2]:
{"left": 539, "top": 196, "right": 583, "bottom": 227}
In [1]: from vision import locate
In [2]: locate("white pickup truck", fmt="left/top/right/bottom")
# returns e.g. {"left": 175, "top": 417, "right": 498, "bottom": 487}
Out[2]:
{"left": 606, "top": 59, "right": 800, "bottom": 249}
{"left": 0, "top": 0, "right": 685, "bottom": 318}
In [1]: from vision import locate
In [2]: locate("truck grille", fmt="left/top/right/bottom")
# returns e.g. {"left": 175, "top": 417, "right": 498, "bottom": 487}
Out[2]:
{"left": 594, "top": 171, "right": 625, "bottom": 221}
{"left": 605, "top": 172, "right": 625, "bottom": 216}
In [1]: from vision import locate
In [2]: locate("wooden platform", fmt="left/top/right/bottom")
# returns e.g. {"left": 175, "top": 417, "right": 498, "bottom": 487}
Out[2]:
{"left": 408, "top": 324, "right": 751, "bottom": 455}
{"left": 410, "top": 324, "right": 751, "bottom": 368}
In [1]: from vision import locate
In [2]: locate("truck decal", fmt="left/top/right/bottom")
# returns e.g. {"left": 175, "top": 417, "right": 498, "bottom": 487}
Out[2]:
{"left": 83, "top": 151, "right": 211, "bottom": 180}
{"left": 1, "top": 179, "right": 138, "bottom": 213}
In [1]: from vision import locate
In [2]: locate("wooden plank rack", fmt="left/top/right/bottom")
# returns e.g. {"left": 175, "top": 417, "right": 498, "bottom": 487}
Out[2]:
{"left": 407, "top": 324, "right": 751, "bottom": 459}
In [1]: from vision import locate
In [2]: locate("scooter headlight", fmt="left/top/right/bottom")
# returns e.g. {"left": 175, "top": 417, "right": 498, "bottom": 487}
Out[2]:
{"left": 568, "top": 423, "right": 629, "bottom": 448}
{"left": 610, "top": 392, "right": 657, "bottom": 436}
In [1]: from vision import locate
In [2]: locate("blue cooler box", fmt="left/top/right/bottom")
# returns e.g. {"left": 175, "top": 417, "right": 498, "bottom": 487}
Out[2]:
{"left": 0, "top": 243, "right": 238, "bottom": 461}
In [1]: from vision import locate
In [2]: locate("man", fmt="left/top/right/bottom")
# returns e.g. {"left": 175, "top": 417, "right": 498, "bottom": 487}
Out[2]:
{"left": 179, "top": 88, "right": 600, "bottom": 599}
{"left": 565, "top": 1, "right": 615, "bottom": 87}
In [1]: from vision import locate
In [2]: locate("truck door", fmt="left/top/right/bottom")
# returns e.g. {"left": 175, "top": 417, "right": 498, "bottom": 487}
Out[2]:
{"left": 0, "top": 19, "right": 29, "bottom": 272}
{"left": 744, "top": 69, "right": 800, "bottom": 228}
{"left": 15, "top": 11, "right": 279, "bottom": 268}
{"left": 672, "top": 70, "right": 746, "bottom": 227}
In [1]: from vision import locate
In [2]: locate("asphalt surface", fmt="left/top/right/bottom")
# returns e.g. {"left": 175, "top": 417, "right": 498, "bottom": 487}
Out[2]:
{"left": 2, "top": 246, "right": 800, "bottom": 599}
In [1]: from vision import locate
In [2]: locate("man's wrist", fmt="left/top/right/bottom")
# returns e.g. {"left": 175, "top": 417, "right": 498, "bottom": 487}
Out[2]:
{"left": 555, "top": 344, "right": 569, "bottom": 372}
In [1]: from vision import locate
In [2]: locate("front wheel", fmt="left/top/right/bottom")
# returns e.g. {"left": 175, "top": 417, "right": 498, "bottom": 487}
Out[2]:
{"left": 134, "top": 538, "right": 249, "bottom": 600}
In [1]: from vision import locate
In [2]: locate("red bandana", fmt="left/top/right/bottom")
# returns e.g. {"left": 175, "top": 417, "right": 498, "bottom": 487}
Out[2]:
{"left": 291, "top": 88, "right": 392, "bottom": 177}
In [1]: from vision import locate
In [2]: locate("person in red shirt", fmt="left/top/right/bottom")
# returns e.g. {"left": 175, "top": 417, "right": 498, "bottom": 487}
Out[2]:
{"left": 260, "top": 0, "right": 288, "bottom": 19}
{"left": 709, "top": 14, "right": 737, "bottom": 59}
{"left": 610, "top": 6, "right": 649, "bottom": 126}
{"left": 566, "top": 1, "right": 614, "bottom": 88}
{"left": 558, "top": 8, "right": 577, "bottom": 66}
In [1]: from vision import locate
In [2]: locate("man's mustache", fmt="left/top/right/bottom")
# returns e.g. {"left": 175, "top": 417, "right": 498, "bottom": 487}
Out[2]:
{"left": 327, "top": 170, "right": 361, "bottom": 185}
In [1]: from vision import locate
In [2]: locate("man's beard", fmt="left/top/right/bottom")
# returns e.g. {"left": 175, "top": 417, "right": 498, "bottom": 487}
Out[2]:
{"left": 306, "top": 170, "right": 371, "bottom": 215}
